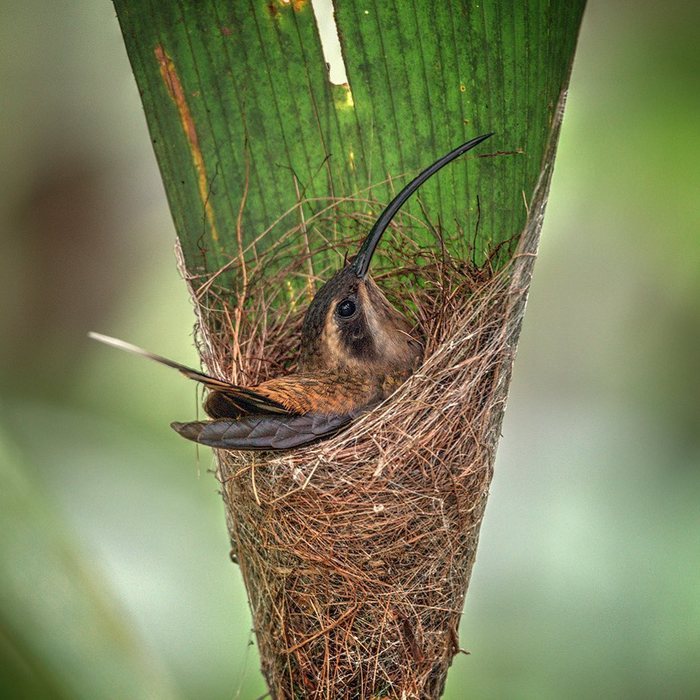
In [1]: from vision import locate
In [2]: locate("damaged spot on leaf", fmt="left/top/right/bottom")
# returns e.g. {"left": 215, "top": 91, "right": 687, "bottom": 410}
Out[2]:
{"left": 311, "top": 0, "right": 349, "bottom": 85}
{"left": 154, "top": 44, "right": 219, "bottom": 243}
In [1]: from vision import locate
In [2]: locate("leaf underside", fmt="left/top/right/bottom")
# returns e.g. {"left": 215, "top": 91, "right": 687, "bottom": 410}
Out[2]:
{"left": 114, "top": 0, "right": 585, "bottom": 287}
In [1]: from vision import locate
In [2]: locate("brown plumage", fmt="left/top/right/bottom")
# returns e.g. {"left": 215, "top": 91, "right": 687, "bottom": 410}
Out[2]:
{"left": 203, "top": 271, "right": 423, "bottom": 419}
{"left": 90, "top": 134, "right": 492, "bottom": 450}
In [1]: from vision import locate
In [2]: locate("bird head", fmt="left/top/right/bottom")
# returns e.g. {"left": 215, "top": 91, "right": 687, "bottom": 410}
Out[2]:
{"left": 298, "top": 133, "right": 493, "bottom": 379}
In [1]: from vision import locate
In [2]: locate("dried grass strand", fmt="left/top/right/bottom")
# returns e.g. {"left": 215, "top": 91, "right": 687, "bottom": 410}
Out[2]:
{"left": 178, "top": 93, "right": 566, "bottom": 698}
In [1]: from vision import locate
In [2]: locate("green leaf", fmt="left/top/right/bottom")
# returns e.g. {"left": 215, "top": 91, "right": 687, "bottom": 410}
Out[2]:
{"left": 114, "top": 0, "right": 585, "bottom": 280}
{"left": 112, "top": 1, "right": 585, "bottom": 695}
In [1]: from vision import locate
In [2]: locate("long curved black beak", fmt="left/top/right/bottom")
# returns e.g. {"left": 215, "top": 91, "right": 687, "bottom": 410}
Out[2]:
{"left": 351, "top": 132, "right": 494, "bottom": 278}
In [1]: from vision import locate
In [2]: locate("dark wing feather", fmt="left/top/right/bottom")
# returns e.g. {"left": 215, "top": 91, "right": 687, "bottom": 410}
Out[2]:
{"left": 203, "top": 386, "right": 290, "bottom": 416}
{"left": 89, "top": 332, "right": 289, "bottom": 415}
{"left": 171, "top": 413, "right": 356, "bottom": 451}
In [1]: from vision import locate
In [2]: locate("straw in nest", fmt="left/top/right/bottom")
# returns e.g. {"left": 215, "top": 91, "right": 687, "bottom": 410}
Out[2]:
{"left": 176, "top": 122, "right": 559, "bottom": 698}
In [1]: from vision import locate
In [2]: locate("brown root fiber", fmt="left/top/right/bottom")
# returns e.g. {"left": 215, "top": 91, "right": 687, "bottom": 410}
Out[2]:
{"left": 180, "top": 110, "right": 562, "bottom": 698}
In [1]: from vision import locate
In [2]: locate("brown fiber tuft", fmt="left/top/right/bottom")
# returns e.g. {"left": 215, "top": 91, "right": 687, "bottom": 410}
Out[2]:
{"left": 177, "top": 103, "right": 563, "bottom": 698}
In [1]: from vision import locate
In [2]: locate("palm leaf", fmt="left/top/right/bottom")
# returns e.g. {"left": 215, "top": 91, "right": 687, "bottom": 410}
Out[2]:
{"left": 114, "top": 1, "right": 585, "bottom": 695}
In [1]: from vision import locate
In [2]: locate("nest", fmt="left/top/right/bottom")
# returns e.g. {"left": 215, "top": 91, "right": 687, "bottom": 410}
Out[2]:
{"left": 178, "top": 142, "right": 555, "bottom": 698}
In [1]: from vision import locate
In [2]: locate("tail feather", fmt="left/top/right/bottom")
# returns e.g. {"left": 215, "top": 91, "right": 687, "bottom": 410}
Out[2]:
{"left": 89, "top": 332, "right": 289, "bottom": 415}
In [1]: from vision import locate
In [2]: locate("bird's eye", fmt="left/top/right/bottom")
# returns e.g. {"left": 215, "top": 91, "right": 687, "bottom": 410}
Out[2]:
{"left": 336, "top": 299, "right": 356, "bottom": 318}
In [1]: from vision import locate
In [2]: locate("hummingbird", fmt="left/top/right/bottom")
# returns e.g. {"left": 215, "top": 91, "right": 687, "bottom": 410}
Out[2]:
{"left": 91, "top": 133, "right": 492, "bottom": 450}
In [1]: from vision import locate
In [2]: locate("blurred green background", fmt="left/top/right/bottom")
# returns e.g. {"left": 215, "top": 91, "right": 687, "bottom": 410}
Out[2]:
{"left": 1, "top": 1, "right": 699, "bottom": 698}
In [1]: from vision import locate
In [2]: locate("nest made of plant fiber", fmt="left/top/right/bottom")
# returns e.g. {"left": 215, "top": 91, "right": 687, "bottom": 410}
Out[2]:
{"left": 179, "top": 197, "right": 531, "bottom": 699}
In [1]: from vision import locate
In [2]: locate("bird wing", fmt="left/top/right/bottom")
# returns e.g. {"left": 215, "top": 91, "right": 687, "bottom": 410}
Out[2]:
{"left": 203, "top": 385, "right": 292, "bottom": 417}
{"left": 89, "top": 332, "right": 289, "bottom": 415}
{"left": 171, "top": 412, "right": 356, "bottom": 451}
